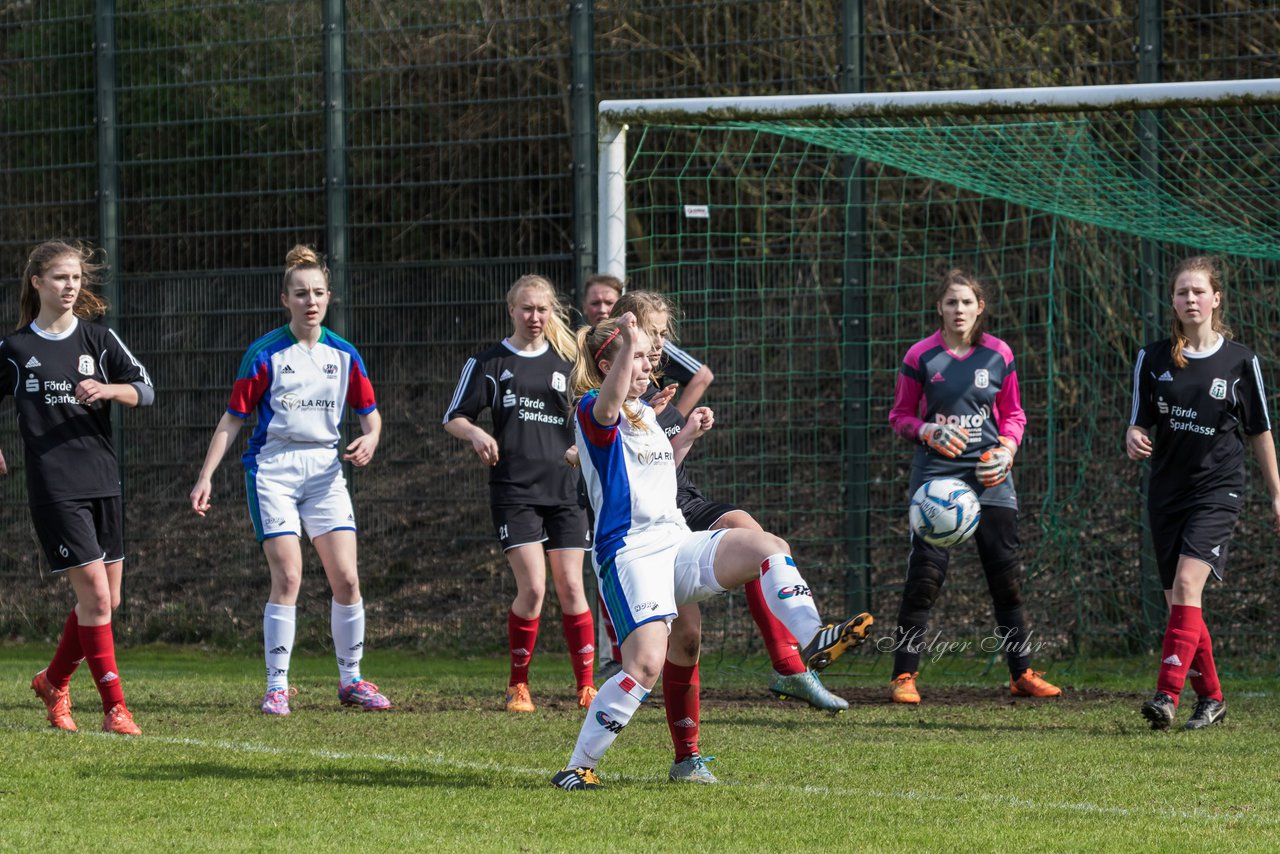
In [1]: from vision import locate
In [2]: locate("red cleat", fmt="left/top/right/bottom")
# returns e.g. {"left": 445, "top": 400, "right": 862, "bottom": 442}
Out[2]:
{"left": 32, "top": 669, "right": 77, "bottom": 732}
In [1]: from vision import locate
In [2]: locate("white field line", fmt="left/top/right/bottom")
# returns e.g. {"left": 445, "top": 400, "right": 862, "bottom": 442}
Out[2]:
{"left": 9, "top": 728, "right": 1274, "bottom": 827}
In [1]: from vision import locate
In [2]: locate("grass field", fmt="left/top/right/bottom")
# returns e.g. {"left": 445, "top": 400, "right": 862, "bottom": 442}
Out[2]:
{"left": 1, "top": 645, "right": 1278, "bottom": 852}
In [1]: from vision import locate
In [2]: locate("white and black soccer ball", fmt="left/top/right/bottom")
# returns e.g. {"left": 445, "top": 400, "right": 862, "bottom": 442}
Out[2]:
{"left": 908, "top": 478, "right": 981, "bottom": 548}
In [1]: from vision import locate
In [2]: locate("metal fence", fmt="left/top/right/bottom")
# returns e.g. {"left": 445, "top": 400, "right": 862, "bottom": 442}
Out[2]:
{"left": 1, "top": 1, "right": 1278, "bottom": 658}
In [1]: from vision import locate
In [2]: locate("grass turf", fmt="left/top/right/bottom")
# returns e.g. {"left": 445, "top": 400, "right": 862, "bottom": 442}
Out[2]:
{"left": 1, "top": 646, "right": 1278, "bottom": 851}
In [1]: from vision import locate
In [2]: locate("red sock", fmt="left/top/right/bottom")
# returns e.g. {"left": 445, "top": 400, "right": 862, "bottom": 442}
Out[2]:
{"left": 1156, "top": 605, "right": 1202, "bottom": 707}
{"left": 508, "top": 610, "right": 539, "bottom": 687}
{"left": 1189, "top": 620, "right": 1223, "bottom": 702}
{"left": 745, "top": 579, "right": 804, "bottom": 675}
{"left": 78, "top": 621, "right": 125, "bottom": 713}
{"left": 45, "top": 609, "right": 85, "bottom": 689}
{"left": 599, "top": 595, "right": 621, "bottom": 661}
{"left": 561, "top": 609, "right": 595, "bottom": 689}
{"left": 663, "top": 660, "right": 701, "bottom": 761}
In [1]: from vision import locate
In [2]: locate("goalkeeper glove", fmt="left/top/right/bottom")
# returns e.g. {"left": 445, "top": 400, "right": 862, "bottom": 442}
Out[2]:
{"left": 919, "top": 422, "right": 969, "bottom": 458}
{"left": 976, "top": 437, "right": 1017, "bottom": 487}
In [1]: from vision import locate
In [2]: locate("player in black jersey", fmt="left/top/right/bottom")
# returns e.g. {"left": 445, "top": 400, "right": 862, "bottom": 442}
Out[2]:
{"left": 887, "top": 270, "right": 1060, "bottom": 704}
{"left": 1127, "top": 256, "right": 1280, "bottom": 731}
{"left": 1, "top": 241, "right": 154, "bottom": 736}
{"left": 444, "top": 275, "right": 596, "bottom": 713}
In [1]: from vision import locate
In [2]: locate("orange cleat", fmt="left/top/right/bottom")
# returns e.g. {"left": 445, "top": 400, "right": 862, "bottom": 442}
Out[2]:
{"left": 32, "top": 669, "right": 77, "bottom": 732}
{"left": 102, "top": 703, "right": 142, "bottom": 735}
{"left": 577, "top": 685, "right": 598, "bottom": 708}
{"left": 890, "top": 672, "right": 921, "bottom": 705}
{"left": 1010, "top": 668, "right": 1062, "bottom": 698}
{"left": 505, "top": 682, "right": 535, "bottom": 713}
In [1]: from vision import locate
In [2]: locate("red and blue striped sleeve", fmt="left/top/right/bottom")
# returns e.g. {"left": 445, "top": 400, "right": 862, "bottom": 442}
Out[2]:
{"left": 346, "top": 358, "right": 377, "bottom": 414}
{"left": 228, "top": 356, "right": 270, "bottom": 418}
{"left": 577, "top": 391, "right": 619, "bottom": 448}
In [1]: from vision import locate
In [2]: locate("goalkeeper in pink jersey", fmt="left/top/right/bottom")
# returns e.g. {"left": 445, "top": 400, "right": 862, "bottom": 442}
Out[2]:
{"left": 550, "top": 311, "right": 872, "bottom": 791}
{"left": 886, "top": 269, "right": 1060, "bottom": 705}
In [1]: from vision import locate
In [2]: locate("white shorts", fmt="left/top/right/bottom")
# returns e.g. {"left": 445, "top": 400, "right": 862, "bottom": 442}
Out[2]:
{"left": 246, "top": 447, "right": 355, "bottom": 542}
{"left": 597, "top": 527, "right": 727, "bottom": 645}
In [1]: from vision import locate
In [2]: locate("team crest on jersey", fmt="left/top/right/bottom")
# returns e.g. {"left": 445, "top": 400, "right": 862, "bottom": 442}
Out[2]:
{"left": 974, "top": 369, "right": 989, "bottom": 389}
{"left": 323, "top": 363, "right": 339, "bottom": 378}
{"left": 1210, "top": 378, "right": 1227, "bottom": 400}
{"left": 551, "top": 371, "right": 566, "bottom": 392}
{"left": 77, "top": 355, "right": 94, "bottom": 376}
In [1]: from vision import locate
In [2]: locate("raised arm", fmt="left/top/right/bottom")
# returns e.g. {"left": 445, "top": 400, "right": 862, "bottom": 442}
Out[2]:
{"left": 592, "top": 312, "right": 638, "bottom": 427}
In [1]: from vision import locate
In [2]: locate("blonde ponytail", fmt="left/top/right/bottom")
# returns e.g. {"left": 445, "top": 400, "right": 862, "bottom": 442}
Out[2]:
{"left": 572, "top": 318, "right": 646, "bottom": 430}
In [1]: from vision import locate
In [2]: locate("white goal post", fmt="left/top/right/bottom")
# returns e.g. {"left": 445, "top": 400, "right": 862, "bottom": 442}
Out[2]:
{"left": 597, "top": 77, "right": 1280, "bottom": 280}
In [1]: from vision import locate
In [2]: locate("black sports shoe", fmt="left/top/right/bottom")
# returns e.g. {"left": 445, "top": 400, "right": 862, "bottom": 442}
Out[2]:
{"left": 595, "top": 658, "right": 623, "bottom": 681}
{"left": 551, "top": 766, "right": 603, "bottom": 791}
{"left": 1183, "top": 697, "right": 1226, "bottom": 730}
{"left": 1141, "top": 692, "right": 1177, "bottom": 730}
{"left": 799, "top": 612, "right": 874, "bottom": 672}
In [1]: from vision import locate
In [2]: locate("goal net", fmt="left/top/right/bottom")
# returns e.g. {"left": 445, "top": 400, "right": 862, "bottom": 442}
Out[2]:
{"left": 598, "top": 80, "right": 1280, "bottom": 663}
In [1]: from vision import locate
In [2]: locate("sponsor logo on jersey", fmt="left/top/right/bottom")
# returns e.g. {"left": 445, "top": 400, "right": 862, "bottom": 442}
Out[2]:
{"left": 595, "top": 711, "right": 626, "bottom": 733}
{"left": 551, "top": 371, "right": 567, "bottom": 392}
{"left": 933, "top": 407, "right": 989, "bottom": 436}
{"left": 930, "top": 372, "right": 946, "bottom": 383}
{"left": 1156, "top": 397, "right": 1169, "bottom": 414}
{"left": 637, "top": 448, "right": 675, "bottom": 465}
{"left": 281, "top": 364, "right": 296, "bottom": 374}
{"left": 25, "top": 374, "right": 39, "bottom": 393}
{"left": 1157, "top": 370, "right": 1174, "bottom": 382}
{"left": 24, "top": 356, "right": 40, "bottom": 368}
{"left": 634, "top": 601, "right": 660, "bottom": 613}
{"left": 517, "top": 395, "right": 565, "bottom": 424}
{"left": 1167, "top": 405, "right": 1216, "bottom": 436}
{"left": 974, "top": 368, "right": 989, "bottom": 388}
{"left": 323, "top": 363, "right": 339, "bottom": 378}
{"left": 500, "top": 369, "right": 514, "bottom": 381}
{"left": 503, "top": 389, "right": 517, "bottom": 407}
{"left": 277, "top": 392, "right": 337, "bottom": 412}
{"left": 77, "top": 355, "right": 94, "bottom": 376}
{"left": 1210, "top": 378, "right": 1227, "bottom": 400}
{"left": 777, "top": 584, "right": 811, "bottom": 599}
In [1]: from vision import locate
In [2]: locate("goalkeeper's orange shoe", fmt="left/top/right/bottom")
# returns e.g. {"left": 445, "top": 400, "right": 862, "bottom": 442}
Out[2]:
{"left": 1010, "top": 669, "right": 1061, "bottom": 698}
{"left": 102, "top": 703, "right": 141, "bottom": 736}
{"left": 32, "top": 669, "right": 77, "bottom": 732}
{"left": 576, "top": 685, "right": 598, "bottom": 708}
{"left": 890, "top": 672, "right": 921, "bottom": 705}
{"left": 505, "top": 682, "right": 535, "bottom": 713}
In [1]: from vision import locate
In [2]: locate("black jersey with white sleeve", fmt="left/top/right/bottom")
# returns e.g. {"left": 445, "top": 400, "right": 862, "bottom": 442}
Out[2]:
{"left": 1130, "top": 336, "right": 1270, "bottom": 513}
{"left": 0, "top": 318, "right": 154, "bottom": 505}
{"left": 444, "top": 339, "right": 578, "bottom": 505}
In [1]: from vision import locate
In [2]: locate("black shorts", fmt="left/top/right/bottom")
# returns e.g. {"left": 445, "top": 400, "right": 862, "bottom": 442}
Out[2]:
{"left": 677, "top": 493, "right": 737, "bottom": 532}
{"left": 31, "top": 496, "right": 124, "bottom": 573}
{"left": 491, "top": 502, "right": 592, "bottom": 552}
{"left": 1150, "top": 503, "right": 1239, "bottom": 588}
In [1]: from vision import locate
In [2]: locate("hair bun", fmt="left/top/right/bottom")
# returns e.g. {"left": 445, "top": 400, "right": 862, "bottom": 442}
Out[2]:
{"left": 285, "top": 244, "right": 321, "bottom": 269}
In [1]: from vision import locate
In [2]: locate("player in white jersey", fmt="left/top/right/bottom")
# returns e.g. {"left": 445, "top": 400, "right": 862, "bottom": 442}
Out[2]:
{"left": 4, "top": 240, "right": 154, "bottom": 736}
{"left": 1126, "top": 255, "right": 1280, "bottom": 731}
{"left": 190, "top": 245, "right": 391, "bottom": 716}
{"left": 887, "top": 269, "right": 1060, "bottom": 705}
{"left": 550, "top": 311, "right": 872, "bottom": 791}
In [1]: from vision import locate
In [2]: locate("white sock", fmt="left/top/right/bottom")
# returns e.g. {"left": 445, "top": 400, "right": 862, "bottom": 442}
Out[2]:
{"left": 758, "top": 554, "right": 822, "bottom": 646}
{"left": 568, "top": 670, "right": 649, "bottom": 769}
{"left": 263, "top": 603, "right": 297, "bottom": 691}
{"left": 331, "top": 598, "right": 365, "bottom": 687}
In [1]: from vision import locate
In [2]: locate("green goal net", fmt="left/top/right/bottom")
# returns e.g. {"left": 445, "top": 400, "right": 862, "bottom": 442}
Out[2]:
{"left": 600, "top": 81, "right": 1280, "bottom": 667}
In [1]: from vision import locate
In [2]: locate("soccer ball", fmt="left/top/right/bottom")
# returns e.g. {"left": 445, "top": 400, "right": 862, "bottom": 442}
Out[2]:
{"left": 908, "top": 478, "right": 981, "bottom": 548}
